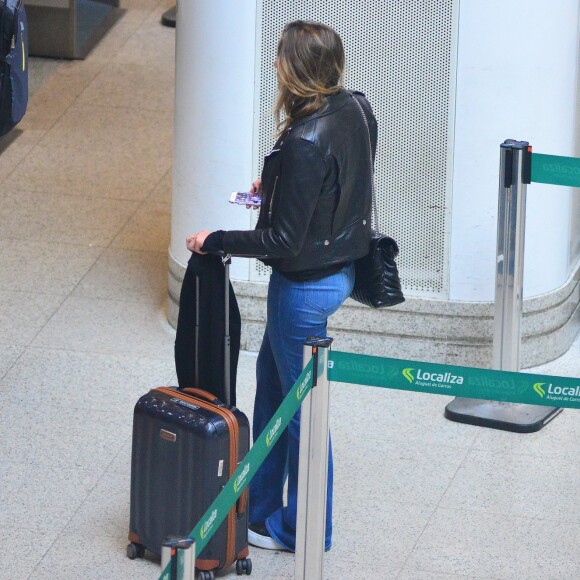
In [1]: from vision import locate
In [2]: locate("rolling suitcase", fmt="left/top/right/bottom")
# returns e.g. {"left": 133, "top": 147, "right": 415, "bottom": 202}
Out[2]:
{"left": 127, "top": 256, "right": 252, "bottom": 579}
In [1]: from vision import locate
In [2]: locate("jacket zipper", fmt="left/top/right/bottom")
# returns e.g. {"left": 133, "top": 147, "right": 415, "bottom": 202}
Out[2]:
{"left": 268, "top": 175, "right": 279, "bottom": 224}
{"left": 229, "top": 252, "right": 269, "bottom": 259}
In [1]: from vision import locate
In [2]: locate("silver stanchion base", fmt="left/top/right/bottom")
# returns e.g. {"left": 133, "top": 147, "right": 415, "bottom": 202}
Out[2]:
{"left": 444, "top": 398, "right": 562, "bottom": 433}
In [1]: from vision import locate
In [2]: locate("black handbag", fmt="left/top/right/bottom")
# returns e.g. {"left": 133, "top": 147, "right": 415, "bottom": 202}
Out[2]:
{"left": 351, "top": 230, "right": 405, "bottom": 308}
{"left": 350, "top": 94, "right": 405, "bottom": 308}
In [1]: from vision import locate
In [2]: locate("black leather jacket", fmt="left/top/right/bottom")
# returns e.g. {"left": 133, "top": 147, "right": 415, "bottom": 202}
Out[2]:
{"left": 222, "top": 89, "right": 377, "bottom": 273}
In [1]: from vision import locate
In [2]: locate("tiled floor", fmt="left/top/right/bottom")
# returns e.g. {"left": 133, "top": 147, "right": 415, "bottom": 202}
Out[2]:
{"left": 0, "top": 2, "right": 579, "bottom": 579}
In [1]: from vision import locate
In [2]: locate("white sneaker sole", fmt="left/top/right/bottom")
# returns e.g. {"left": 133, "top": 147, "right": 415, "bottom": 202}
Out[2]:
{"left": 248, "top": 528, "right": 285, "bottom": 551}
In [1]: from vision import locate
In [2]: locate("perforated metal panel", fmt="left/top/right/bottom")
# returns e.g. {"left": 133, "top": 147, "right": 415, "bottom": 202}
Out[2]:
{"left": 251, "top": 0, "right": 459, "bottom": 297}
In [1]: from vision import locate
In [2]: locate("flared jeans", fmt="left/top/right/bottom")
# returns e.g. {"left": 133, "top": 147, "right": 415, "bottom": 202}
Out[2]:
{"left": 248, "top": 262, "right": 355, "bottom": 551}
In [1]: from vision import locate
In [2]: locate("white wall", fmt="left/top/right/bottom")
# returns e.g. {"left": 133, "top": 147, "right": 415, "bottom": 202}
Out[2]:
{"left": 171, "top": 1, "right": 579, "bottom": 294}
{"left": 450, "top": 0, "right": 579, "bottom": 301}
{"left": 170, "top": 0, "right": 258, "bottom": 280}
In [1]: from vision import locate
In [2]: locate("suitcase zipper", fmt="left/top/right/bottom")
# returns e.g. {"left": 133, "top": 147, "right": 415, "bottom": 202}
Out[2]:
{"left": 10, "top": 0, "right": 22, "bottom": 51}
{"left": 155, "top": 387, "right": 240, "bottom": 568}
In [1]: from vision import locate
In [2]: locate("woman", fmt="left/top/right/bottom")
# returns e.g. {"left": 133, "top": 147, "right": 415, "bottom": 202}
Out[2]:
{"left": 187, "top": 20, "right": 377, "bottom": 552}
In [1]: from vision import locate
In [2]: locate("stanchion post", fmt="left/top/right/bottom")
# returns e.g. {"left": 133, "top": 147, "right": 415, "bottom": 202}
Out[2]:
{"left": 160, "top": 537, "right": 195, "bottom": 580}
{"left": 493, "top": 140, "right": 530, "bottom": 370}
{"left": 444, "top": 140, "right": 562, "bottom": 432}
{"left": 295, "top": 337, "right": 333, "bottom": 580}
{"left": 223, "top": 256, "right": 231, "bottom": 406}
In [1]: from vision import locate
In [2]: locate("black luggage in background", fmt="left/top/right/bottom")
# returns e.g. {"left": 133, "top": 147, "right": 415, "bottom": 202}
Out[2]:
{"left": 1, "top": 0, "right": 28, "bottom": 136}
{"left": 128, "top": 255, "right": 251, "bottom": 577}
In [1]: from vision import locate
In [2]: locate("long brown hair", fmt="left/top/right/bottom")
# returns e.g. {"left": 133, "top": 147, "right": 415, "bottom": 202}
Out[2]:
{"left": 275, "top": 21, "right": 344, "bottom": 134}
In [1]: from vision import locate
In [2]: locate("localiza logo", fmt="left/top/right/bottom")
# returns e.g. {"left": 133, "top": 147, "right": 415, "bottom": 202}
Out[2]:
{"left": 402, "top": 367, "right": 463, "bottom": 385}
{"left": 533, "top": 382, "right": 546, "bottom": 397}
{"left": 533, "top": 381, "right": 580, "bottom": 399}
{"left": 332, "top": 358, "right": 386, "bottom": 374}
{"left": 200, "top": 509, "right": 218, "bottom": 540}
{"left": 233, "top": 462, "right": 250, "bottom": 494}
{"left": 296, "top": 371, "right": 312, "bottom": 400}
{"left": 266, "top": 417, "right": 282, "bottom": 447}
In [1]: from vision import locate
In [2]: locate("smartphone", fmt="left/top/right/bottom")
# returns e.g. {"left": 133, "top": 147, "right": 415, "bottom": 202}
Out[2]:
{"left": 229, "top": 191, "right": 262, "bottom": 207}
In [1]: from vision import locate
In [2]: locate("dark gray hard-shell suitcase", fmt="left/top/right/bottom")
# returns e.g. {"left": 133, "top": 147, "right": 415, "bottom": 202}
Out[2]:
{"left": 127, "top": 257, "right": 251, "bottom": 579}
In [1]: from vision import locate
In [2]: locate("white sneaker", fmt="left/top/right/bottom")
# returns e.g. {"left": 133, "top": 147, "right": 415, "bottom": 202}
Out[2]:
{"left": 248, "top": 524, "right": 285, "bottom": 551}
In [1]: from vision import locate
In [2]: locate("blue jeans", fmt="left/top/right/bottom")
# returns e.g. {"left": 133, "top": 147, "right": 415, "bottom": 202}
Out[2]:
{"left": 249, "top": 262, "right": 355, "bottom": 551}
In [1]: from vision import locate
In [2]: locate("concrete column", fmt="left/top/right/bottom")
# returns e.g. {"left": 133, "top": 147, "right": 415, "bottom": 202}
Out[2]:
{"left": 449, "top": 0, "right": 580, "bottom": 301}
{"left": 169, "top": 0, "right": 258, "bottom": 323}
{"left": 168, "top": 1, "right": 579, "bottom": 366}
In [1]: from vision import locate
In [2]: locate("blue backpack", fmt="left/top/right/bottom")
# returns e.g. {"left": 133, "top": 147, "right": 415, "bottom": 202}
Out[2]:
{"left": 0, "top": 0, "right": 28, "bottom": 137}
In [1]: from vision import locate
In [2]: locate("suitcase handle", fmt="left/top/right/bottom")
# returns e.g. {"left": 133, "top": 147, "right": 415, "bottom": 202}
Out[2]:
{"left": 181, "top": 387, "right": 223, "bottom": 406}
{"left": 193, "top": 254, "right": 232, "bottom": 407}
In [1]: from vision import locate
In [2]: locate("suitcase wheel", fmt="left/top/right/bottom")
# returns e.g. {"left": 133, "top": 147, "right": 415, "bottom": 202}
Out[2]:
{"left": 126, "top": 542, "right": 145, "bottom": 560}
{"left": 236, "top": 557, "right": 252, "bottom": 575}
{"left": 196, "top": 571, "right": 214, "bottom": 580}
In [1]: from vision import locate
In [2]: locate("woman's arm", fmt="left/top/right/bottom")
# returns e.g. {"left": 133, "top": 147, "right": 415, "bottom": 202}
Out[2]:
{"left": 221, "top": 138, "right": 326, "bottom": 258}
{"left": 188, "top": 139, "right": 326, "bottom": 258}
{"left": 187, "top": 181, "right": 261, "bottom": 254}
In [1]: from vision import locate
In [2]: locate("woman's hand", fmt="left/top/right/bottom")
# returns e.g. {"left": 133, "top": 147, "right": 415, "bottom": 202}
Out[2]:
{"left": 251, "top": 179, "right": 261, "bottom": 193}
{"left": 186, "top": 230, "right": 211, "bottom": 254}
{"left": 247, "top": 179, "right": 262, "bottom": 209}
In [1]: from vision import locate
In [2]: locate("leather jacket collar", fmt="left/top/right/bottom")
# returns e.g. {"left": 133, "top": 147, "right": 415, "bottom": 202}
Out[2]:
{"left": 287, "top": 88, "right": 352, "bottom": 131}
